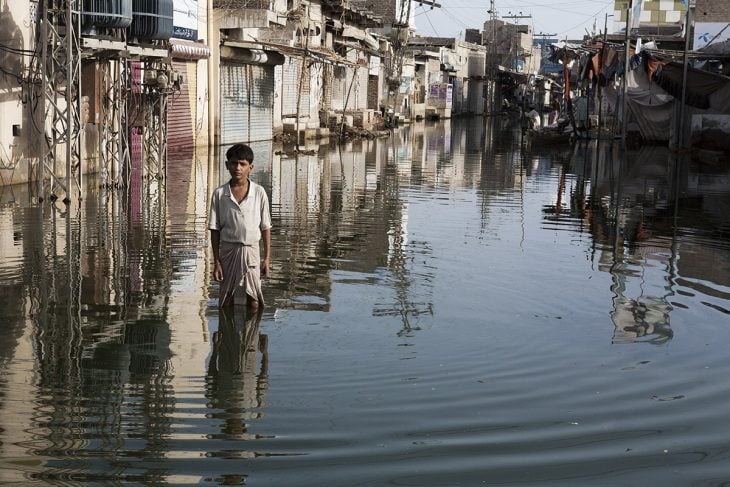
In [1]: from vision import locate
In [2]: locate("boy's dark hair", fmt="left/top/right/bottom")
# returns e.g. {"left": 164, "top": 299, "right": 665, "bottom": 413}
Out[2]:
{"left": 226, "top": 144, "right": 254, "bottom": 164}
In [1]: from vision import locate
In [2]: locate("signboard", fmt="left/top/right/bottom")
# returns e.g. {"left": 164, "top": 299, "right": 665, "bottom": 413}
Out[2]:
{"left": 694, "top": 22, "right": 730, "bottom": 49}
{"left": 173, "top": 0, "right": 198, "bottom": 40}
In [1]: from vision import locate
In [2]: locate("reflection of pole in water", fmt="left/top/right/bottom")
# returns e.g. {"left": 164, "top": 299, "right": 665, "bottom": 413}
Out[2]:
{"left": 29, "top": 201, "right": 86, "bottom": 457}
{"left": 373, "top": 130, "right": 433, "bottom": 336}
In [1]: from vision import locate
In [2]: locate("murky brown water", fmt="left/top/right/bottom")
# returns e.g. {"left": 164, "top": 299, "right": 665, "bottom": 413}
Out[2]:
{"left": 1, "top": 118, "right": 730, "bottom": 485}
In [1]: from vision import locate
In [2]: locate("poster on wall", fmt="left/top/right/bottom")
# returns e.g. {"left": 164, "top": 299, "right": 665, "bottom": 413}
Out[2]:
{"left": 399, "top": 77, "right": 411, "bottom": 94}
{"left": 369, "top": 56, "right": 381, "bottom": 76}
{"left": 694, "top": 22, "right": 730, "bottom": 50}
{"left": 173, "top": 0, "right": 198, "bottom": 40}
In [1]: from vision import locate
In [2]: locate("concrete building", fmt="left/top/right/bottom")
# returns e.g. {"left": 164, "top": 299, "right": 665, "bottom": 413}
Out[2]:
{"left": 0, "top": 0, "right": 390, "bottom": 192}
{"left": 0, "top": 0, "right": 212, "bottom": 189}
{"left": 482, "top": 20, "right": 541, "bottom": 74}
{"left": 407, "top": 37, "right": 487, "bottom": 119}
{"left": 367, "top": 0, "right": 418, "bottom": 121}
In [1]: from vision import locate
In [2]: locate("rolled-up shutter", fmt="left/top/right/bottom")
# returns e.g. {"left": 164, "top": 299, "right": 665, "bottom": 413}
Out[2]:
{"left": 221, "top": 63, "right": 250, "bottom": 144}
{"left": 168, "top": 60, "right": 196, "bottom": 153}
{"left": 282, "top": 58, "right": 310, "bottom": 117}
{"left": 221, "top": 62, "right": 275, "bottom": 144}
{"left": 249, "top": 65, "right": 274, "bottom": 142}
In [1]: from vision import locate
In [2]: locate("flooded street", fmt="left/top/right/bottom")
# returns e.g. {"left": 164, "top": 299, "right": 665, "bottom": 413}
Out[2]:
{"left": 2, "top": 117, "right": 730, "bottom": 485}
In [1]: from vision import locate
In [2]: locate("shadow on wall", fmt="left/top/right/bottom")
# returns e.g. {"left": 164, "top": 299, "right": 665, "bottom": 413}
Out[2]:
{"left": 0, "top": 4, "right": 24, "bottom": 95}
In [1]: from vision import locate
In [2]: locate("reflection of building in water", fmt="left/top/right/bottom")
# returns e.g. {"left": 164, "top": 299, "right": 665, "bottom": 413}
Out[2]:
{"left": 166, "top": 146, "right": 210, "bottom": 394}
{"left": 270, "top": 149, "right": 333, "bottom": 311}
{"left": 408, "top": 119, "right": 485, "bottom": 189}
{"left": 376, "top": 129, "right": 434, "bottom": 335}
{"left": 263, "top": 128, "right": 446, "bottom": 332}
{"left": 267, "top": 137, "right": 394, "bottom": 310}
{"left": 207, "top": 309, "right": 268, "bottom": 446}
{"left": 0, "top": 201, "right": 48, "bottom": 482}
{"left": 0, "top": 150, "right": 211, "bottom": 479}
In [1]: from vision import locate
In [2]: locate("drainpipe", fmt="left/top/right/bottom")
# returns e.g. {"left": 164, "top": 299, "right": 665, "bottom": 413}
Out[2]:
{"left": 207, "top": 0, "right": 216, "bottom": 149}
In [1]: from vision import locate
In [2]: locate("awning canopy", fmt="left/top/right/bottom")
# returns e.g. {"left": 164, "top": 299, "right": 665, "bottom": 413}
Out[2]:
{"left": 341, "top": 26, "right": 379, "bottom": 50}
{"left": 221, "top": 41, "right": 285, "bottom": 65}
{"left": 654, "top": 61, "right": 730, "bottom": 109}
{"left": 170, "top": 38, "right": 211, "bottom": 60}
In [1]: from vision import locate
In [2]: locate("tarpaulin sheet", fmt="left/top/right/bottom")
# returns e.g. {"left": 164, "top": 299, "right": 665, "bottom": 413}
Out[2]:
{"left": 627, "top": 90, "right": 676, "bottom": 142}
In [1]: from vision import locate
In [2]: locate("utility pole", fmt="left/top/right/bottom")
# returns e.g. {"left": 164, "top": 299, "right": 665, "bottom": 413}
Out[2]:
{"left": 597, "top": 14, "right": 609, "bottom": 136}
{"left": 677, "top": 1, "right": 695, "bottom": 150}
{"left": 621, "top": 1, "right": 632, "bottom": 142}
{"left": 387, "top": 0, "right": 440, "bottom": 122}
{"left": 39, "top": 0, "right": 82, "bottom": 202}
{"left": 502, "top": 13, "right": 532, "bottom": 22}
{"left": 486, "top": 0, "right": 497, "bottom": 115}
{"left": 502, "top": 12, "right": 531, "bottom": 72}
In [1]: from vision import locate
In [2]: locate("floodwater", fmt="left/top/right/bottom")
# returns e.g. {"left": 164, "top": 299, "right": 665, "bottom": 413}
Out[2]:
{"left": 1, "top": 117, "right": 730, "bottom": 485}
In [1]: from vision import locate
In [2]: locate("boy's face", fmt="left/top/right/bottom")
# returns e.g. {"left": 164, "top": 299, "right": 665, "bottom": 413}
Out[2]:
{"left": 227, "top": 158, "right": 253, "bottom": 181}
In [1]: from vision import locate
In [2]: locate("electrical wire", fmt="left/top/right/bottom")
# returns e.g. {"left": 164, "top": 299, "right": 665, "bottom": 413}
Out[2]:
{"left": 552, "top": 1, "right": 613, "bottom": 38}
{"left": 0, "top": 43, "right": 36, "bottom": 55}
{"left": 425, "top": 13, "right": 439, "bottom": 36}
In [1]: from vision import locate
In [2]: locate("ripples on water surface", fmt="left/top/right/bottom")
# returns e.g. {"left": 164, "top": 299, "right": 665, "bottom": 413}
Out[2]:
{"left": 1, "top": 119, "right": 730, "bottom": 485}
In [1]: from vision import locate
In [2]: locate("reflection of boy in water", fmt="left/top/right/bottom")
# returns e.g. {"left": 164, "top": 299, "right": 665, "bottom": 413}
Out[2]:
{"left": 207, "top": 308, "right": 269, "bottom": 437}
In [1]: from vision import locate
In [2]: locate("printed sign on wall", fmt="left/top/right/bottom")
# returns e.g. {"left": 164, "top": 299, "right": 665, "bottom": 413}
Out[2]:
{"left": 173, "top": 0, "right": 198, "bottom": 40}
{"left": 694, "top": 22, "right": 730, "bottom": 50}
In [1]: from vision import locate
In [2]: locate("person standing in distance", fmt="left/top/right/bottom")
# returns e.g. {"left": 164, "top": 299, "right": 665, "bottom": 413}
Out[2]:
{"left": 208, "top": 144, "right": 272, "bottom": 309}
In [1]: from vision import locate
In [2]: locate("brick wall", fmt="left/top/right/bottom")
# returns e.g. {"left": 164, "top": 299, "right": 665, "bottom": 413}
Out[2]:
{"left": 696, "top": 0, "right": 730, "bottom": 22}
{"left": 367, "top": 0, "right": 397, "bottom": 25}
{"left": 465, "top": 29, "right": 481, "bottom": 45}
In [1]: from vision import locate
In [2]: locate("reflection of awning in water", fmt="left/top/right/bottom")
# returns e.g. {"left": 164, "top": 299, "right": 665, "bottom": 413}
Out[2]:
{"left": 612, "top": 295, "right": 674, "bottom": 345}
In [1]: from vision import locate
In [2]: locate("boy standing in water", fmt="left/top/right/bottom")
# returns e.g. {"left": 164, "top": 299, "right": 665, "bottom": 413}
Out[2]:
{"left": 208, "top": 144, "right": 272, "bottom": 309}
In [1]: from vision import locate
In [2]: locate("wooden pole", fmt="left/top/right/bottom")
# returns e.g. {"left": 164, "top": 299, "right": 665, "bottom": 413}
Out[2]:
{"left": 597, "top": 13, "right": 609, "bottom": 137}
{"left": 677, "top": 3, "right": 693, "bottom": 151}
{"left": 621, "top": 1, "right": 632, "bottom": 142}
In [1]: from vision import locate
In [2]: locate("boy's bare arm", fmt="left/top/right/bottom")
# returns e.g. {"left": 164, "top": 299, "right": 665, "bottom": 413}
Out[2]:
{"left": 211, "top": 230, "right": 223, "bottom": 281}
{"left": 261, "top": 228, "right": 271, "bottom": 277}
